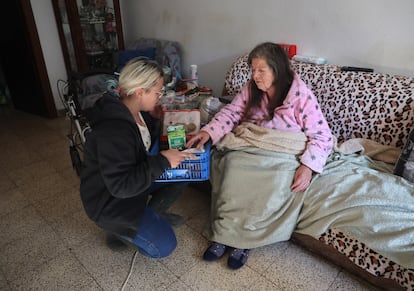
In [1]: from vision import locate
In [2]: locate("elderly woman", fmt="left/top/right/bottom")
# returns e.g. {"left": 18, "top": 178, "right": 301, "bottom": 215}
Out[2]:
{"left": 187, "top": 42, "right": 333, "bottom": 269}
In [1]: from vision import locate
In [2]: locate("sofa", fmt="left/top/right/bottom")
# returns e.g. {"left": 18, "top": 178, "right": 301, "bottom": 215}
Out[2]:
{"left": 216, "top": 53, "right": 414, "bottom": 290}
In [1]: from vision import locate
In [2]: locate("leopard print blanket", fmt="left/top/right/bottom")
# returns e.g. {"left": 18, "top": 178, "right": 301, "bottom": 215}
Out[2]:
{"left": 320, "top": 229, "right": 414, "bottom": 290}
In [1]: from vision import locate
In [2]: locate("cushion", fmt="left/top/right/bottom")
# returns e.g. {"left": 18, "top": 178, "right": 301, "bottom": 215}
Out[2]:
{"left": 116, "top": 47, "right": 156, "bottom": 71}
{"left": 223, "top": 53, "right": 250, "bottom": 96}
{"left": 80, "top": 74, "right": 118, "bottom": 110}
{"left": 394, "top": 126, "right": 414, "bottom": 182}
{"left": 291, "top": 61, "right": 414, "bottom": 148}
{"left": 127, "top": 37, "right": 183, "bottom": 79}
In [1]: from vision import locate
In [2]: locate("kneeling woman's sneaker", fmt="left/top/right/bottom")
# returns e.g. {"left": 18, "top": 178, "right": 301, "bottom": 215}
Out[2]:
{"left": 203, "top": 242, "right": 227, "bottom": 261}
{"left": 227, "top": 248, "right": 250, "bottom": 269}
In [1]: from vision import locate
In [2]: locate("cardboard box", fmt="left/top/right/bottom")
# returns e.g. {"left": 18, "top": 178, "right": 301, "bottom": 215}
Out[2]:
{"left": 162, "top": 109, "right": 201, "bottom": 138}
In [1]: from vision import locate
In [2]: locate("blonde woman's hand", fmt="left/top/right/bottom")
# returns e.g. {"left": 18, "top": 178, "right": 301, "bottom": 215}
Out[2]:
{"left": 160, "top": 149, "right": 196, "bottom": 168}
{"left": 290, "top": 164, "right": 313, "bottom": 192}
{"left": 186, "top": 131, "right": 211, "bottom": 149}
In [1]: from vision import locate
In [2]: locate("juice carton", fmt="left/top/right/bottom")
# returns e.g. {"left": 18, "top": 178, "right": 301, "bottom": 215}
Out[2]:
{"left": 167, "top": 124, "right": 186, "bottom": 150}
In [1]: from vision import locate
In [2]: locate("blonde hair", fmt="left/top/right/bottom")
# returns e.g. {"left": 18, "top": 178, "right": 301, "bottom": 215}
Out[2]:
{"left": 118, "top": 57, "right": 163, "bottom": 97}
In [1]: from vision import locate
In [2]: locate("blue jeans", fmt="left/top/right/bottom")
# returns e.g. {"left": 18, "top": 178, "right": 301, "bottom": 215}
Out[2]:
{"left": 121, "top": 182, "right": 185, "bottom": 258}
{"left": 126, "top": 206, "right": 177, "bottom": 258}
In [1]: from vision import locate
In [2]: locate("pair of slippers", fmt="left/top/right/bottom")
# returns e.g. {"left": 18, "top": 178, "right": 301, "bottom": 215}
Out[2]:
{"left": 203, "top": 242, "right": 250, "bottom": 270}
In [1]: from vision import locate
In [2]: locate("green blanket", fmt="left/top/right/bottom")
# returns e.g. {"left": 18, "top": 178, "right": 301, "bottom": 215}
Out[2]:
{"left": 208, "top": 145, "right": 414, "bottom": 270}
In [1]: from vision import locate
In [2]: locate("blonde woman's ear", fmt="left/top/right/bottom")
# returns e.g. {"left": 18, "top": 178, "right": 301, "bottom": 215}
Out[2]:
{"left": 134, "top": 88, "right": 145, "bottom": 98}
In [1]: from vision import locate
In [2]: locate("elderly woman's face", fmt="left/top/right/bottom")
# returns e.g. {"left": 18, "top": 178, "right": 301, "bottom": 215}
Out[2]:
{"left": 251, "top": 57, "right": 275, "bottom": 93}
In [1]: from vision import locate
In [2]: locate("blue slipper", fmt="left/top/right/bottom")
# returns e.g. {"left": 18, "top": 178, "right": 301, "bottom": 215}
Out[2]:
{"left": 227, "top": 248, "right": 250, "bottom": 269}
{"left": 203, "top": 242, "right": 227, "bottom": 261}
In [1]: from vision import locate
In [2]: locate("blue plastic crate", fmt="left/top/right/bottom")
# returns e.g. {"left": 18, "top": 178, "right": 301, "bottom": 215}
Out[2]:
{"left": 155, "top": 141, "right": 211, "bottom": 182}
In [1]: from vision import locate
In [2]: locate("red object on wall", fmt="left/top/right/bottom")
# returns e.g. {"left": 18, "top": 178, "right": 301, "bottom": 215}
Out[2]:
{"left": 277, "top": 44, "right": 297, "bottom": 59}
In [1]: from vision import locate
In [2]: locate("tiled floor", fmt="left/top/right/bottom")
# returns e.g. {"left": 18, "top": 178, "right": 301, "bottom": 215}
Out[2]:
{"left": 0, "top": 107, "right": 380, "bottom": 291}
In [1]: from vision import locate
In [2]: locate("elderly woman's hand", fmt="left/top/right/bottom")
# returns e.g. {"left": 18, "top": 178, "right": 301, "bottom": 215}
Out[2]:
{"left": 291, "top": 164, "right": 313, "bottom": 192}
{"left": 185, "top": 130, "right": 211, "bottom": 149}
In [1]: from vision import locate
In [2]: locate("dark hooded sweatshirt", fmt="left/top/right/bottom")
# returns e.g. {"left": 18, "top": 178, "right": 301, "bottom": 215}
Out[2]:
{"left": 80, "top": 93, "right": 170, "bottom": 238}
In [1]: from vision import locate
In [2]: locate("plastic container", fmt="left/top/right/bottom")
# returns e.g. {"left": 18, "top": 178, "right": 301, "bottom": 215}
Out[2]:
{"left": 200, "top": 96, "right": 225, "bottom": 124}
{"left": 292, "top": 55, "right": 327, "bottom": 65}
{"left": 155, "top": 141, "right": 211, "bottom": 182}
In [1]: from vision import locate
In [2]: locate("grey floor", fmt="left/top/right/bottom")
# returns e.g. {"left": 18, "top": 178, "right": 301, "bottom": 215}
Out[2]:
{"left": 0, "top": 107, "right": 380, "bottom": 291}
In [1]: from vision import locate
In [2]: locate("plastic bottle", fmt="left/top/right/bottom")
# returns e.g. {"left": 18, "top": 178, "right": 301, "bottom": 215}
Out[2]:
{"left": 190, "top": 64, "right": 198, "bottom": 86}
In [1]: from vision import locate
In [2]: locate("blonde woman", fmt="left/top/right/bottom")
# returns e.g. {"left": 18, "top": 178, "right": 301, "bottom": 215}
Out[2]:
{"left": 80, "top": 58, "right": 195, "bottom": 258}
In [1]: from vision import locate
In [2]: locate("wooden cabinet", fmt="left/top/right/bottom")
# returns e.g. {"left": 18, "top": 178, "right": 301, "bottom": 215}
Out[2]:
{"left": 52, "top": 0, "right": 124, "bottom": 72}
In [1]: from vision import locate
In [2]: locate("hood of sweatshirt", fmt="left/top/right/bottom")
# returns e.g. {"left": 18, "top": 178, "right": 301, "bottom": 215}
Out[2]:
{"left": 84, "top": 94, "right": 135, "bottom": 128}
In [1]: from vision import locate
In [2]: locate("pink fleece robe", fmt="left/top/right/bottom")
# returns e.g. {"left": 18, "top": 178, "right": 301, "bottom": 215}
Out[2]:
{"left": 202, "top": 73, "right": 333, "bottom": 173}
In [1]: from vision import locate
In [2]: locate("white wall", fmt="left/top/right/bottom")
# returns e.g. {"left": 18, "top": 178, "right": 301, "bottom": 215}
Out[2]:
{"left": 120, "top": 0, "right": 414, "bottom": 95}
{"left": 31, "top": 0, "right": 67, "bottom": 110}
{"left": 33, "top": 0, "right": 414, "bottom": 110}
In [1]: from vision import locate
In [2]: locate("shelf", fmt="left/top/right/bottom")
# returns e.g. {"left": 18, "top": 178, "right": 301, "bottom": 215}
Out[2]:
{"left": 52, "top": 0, "right": 124, "bottom": 72}
{"left": 80, "top": 19, "right": 106, "bottom": 24}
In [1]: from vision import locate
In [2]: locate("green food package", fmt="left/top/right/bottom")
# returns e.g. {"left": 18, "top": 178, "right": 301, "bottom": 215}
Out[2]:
{"left": 167, "top": 124, "right": 186, "bottom": 150}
